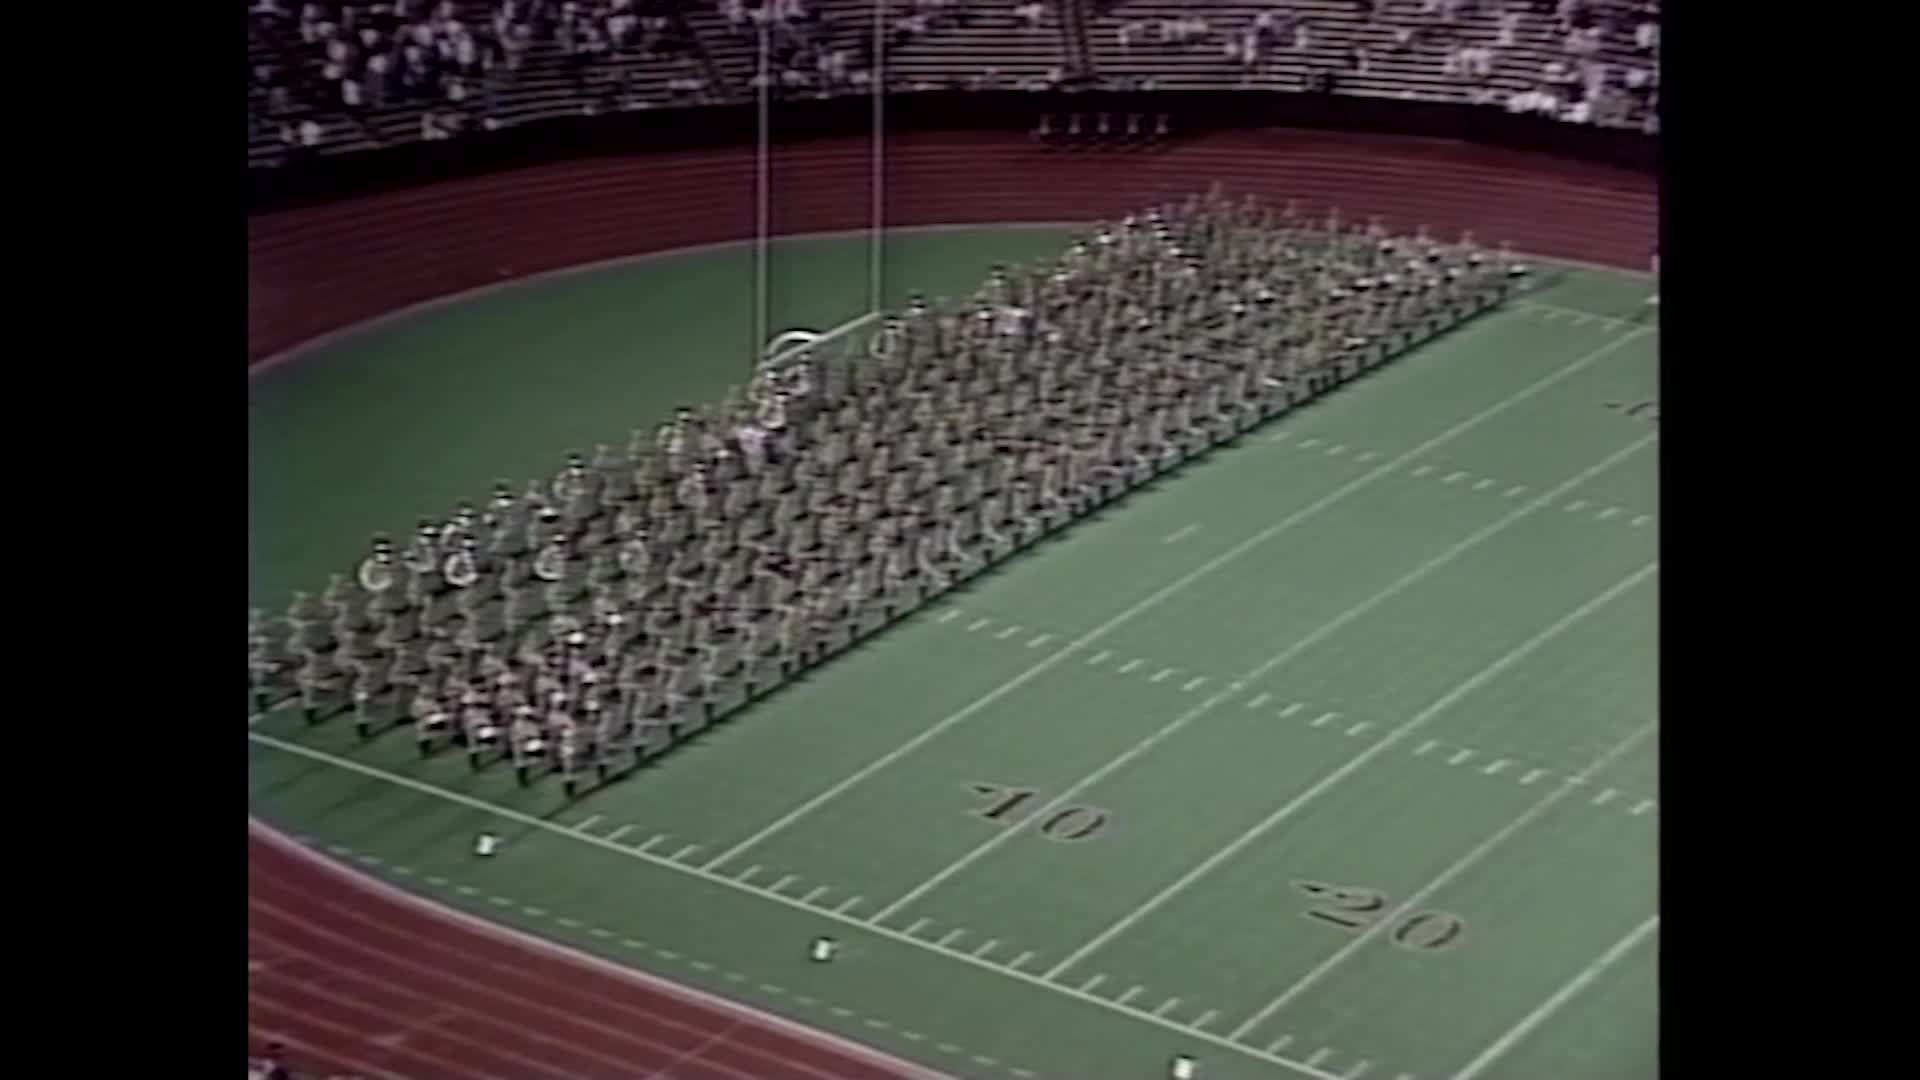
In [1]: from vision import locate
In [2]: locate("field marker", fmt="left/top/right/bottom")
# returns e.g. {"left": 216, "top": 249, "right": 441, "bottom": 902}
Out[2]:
{"left": 903, "top": 1031, "right": 926, "bottom": 1042}
{"left": 1010, "top": 950, "right": 1036, "bottom": 970}
{"left": 1311, "top": 711, "right": 1338, "bottom": 728}
{"left": 1306, "top": 1048, "right": 1333, "bottom": 1067}
{"left": 996, "top": 625, "right": 1023, "bottom": 640}
{"left": 1414, "top": 740, "right": 1439, "bottom": 756}
{"left": 905, "top": 918, "right": 931, "bottom": 936}
{"left": 426, "top": 875, "right": 448, "bottom": 887}
{"left": 1519, "top": 768, "right": 1547, "bottom": 785}
{"left": 801, "top": 885, "right": 829, "bottom": 904}
{"left": 1483, "top": 759, "right": 1513, "bottom": 775}
{"left": 1193, "top": 1009, "right": 1220, "bottom": 1030}
{"left": 1503, "top": 485, "right": 1527, "bottom": 497}
{"left": 1472, "top": 478, "right": 1494, "bottom": 491}
{"left": 522, "top": 906, "right": 547, "bottom": 917}
{"left": 1164, "top": 525, "right": 1200, "bottom": 543}
{"left": 1120, "top": 659, "right": 1143, "bottom": 674}
{"left": 671, "top": 844, "right": 702, "bottom": 862}
{"left": 1248, "top": 693, "right": 1273, "bottom": 709}
{"left": 1301, "top": 438, "right": 1321, "bottom": 449}
{"left": 1632, "top": 514, "right": 1651, "bottom": 527}
{"left": 1572, "top": 313, "right": 1590, "bottom": 326}
{"left": 1343, "top": 1061, "right": 1372, "bottom": 1079}
{"left": 835, "top": 895, "right": 865, "bottom": 914}
{"left": 1081, "top": 974, "right": 1107, "bottom": 993}
{"left": 1632, "top": 800, "right": 1656, "bottom": 815}
{"left": 455, "top": 884, "right": 478, "bottom": 896}
{"left": 1453, "top": 915, "right": 1661, "bottom": 1080}
{"left": 1356, "top": 451, "right": 1379, "bottom": 462}
{"left": 1119, "top": 985, "right": 1145, "bottom": 1005}
{"left": 1598, "top": 506, "right": 1621, "bottom": 520}
{"left": 556, "top": 915, "right": 582, "bottom": 927}
{"left": 638, "top": 835, "right": 668, "bottom": 853}
{"left": 1268, "top": 1036, "right": 1295, "bottom": 1053}
{"left": 1412, "top": 464, "right": 1434, "bottom": 477}
{"left": 937, "top": 609, "right": 960, "bottom": 623}
{"left": 972, "top": 1055, "right": 999, "bottom": 1067}
{"left": 1346, "top": 721, "right": 1372, "bottom": 737}
{"left": 695, "top": 334, "right": 1652, "bottom": 876}
{"left": 1280, "top": 702, "right": 1305, "bottom": 718}
{"left": 1152, "top": 667, "right": 1176, "bottom": 683}
{"left": 606, "top": 824, "right": 635, "bottom": 843}
{"left": 1567, "top": 500, "right": 1589, "bottom": 512}
{"left": 574, "top": 815, "right": 603, "bottom": 832}
{"left": 1028, "top": 634, "right": 1054, "bottom": 649}
{"left": 1448, "top": 748, "right": 1476, "bottom": 766}
{"left": 1231, "top": 718, "right": 1657, "bottom": 1037}
{"left": 770, "top": 873, "right": 797, "bottom": 892}
{"left": 1154, "top": 997, "right": 1183, "bottom": 1018}
{"left": 1444, "top": 471, "right": 1468, "bottom": 484}
{"left": 1593, "top": 788, "right": 1619, "bottom": 806}
{"left": 967, "top": 618, "right": 991, "bottom": 632}
{"left": 1326, "top": 444, "right": 1347, "bottom": 456}
{"left": 590, "top": 928, "right": 612, "bottom": 939}
{"left": 1182, "top": 676, "right": 1208, "bottom": 692}
{"left": 737, "top": 865, "right": 763, "bottom": 883}
{"left": 1089, "top": 650, "right": 1113, "bottom": 665}
{"left": 937, "top": 929, "right": 967, "bottom": 948}
{"left": 1049, "top": 561, "right": 1660, "bottom": 984}
{"left": 973, "top": 938, "right": 1000, "bottom": 958}
{"left": 488, "top": 895, "right": 511, "bottom": 907}
{"left": 1269, "top": 430, "right": 1291, "bottom": 442}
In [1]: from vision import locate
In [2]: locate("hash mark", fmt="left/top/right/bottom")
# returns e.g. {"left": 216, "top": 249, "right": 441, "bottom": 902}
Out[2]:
{"left": 1311, "top": 711, "right": 1338, "bottom": 728}
{"left": 1301, "top": 438, "right": 1322, "bottom": 449}
{"left": 1520, "top": 768, "right": 1547, "bottom": 785}
{"left": 455, "top": 885, "right": 478, "bottom": 896}
{"left": 638, "top": 835, "right": 667, "bottom": 853}
{"left": 1357, "top": 450, "right": 1379, "bottom": 462}
{"left": 1268, "top": 1035, "right": 1295, "bottom": 1053}
{"left": 973, "top": 938, "right": 1001, "bottom": 958}
{"left": 937, "top": 609, "right": 960, "bottom": 623}
{"left": 556, "top": 916, "right": 582, "bottom": 928}
{"left": 770, "top": 874, "right": 797, "bottom": 893}
{"left": 589, "top": 928, "right": 610, "bottom": 939}
{"left": 937, "top": 929, "right": 967, "bottom": 948}
{"left": 671, "top": 844, "right": 701, "bottom": 861}
{"left": 522, "top": 906, "right": 547, "bottom": 917}
{"left": 801, "top": 886, "right": 829, "bottom": 904}
{"left": 1412, "top": 465, "right": 1435, "bottom": 477}
{"left": 1483, "top": 759, "right": 1513, "bottom": 775}
{"left": 835, "top": 895, "right": 865, "bottom": 914}
{"left": 1326, "top": 444, "right": 1347, "bottom": 455}
{"left": 1010, "top": 950, "right": 1035, "bottom": 969}
{"left": 574, "top": 815, "right": 603, "bottom": 832}
{"left": 1594, "top": 788, "right": 1620, "bottom": 806}
{"left": 607, "top": 824, "right": 635, "bottom": 842}
{"left": 967, "top": 619, "right": 991, "bottom": 632}
{"left": 1120, "top": 659, "right": 1143, "bottom": 674}
{"left": 1279, "top": 702, "right": 1305, "bottom": 718}
{"left": 1081, "top": 974, "right": 1107, "bottom": 993}
{"left": 1503, "top": 485, "right": 1527, "bottom": 497}
{"left": 1154, "top": 996, "right": 1183, "bottom": 1017}
{"left": 905, "top": 918, "right": 931, "bottom": 936}
{"left": 736, "top": 865, "right": 762, "bottom": 883}
{"left": 1414, "top": 740, "right": 1438, "bottom": 756}
{"left": 1567, "top": 500, "right": 1589, "bottom": 512}
{"left": 1193, "top": 1009, "right": 1220, "bottom": 1029}
{"left": 1346, "top": 721, "right": 1372, "bottom": 737}
{"left": 1182, "top": 676, "right": 1208, "bottom": 692}
{"left": 1118, "top": 985, "right": 1145, "bottom": 1005}
{"left": 866, "top": 1018, "right": 890, "bottom": 1030}
{"left": 1598, "top": 506, "right": 1622, "bottom": 520}
{"left": 1028, "top": 634, "right": 1054, "bottom": 649}
{"left": 1151, "top": 667, "right": 1176, "bottom": 683}
{"left": 1448, "top": 749, "right": 1475, "bottom": 765}
{"left": 996, "top": 625, "right": 1023, "bottom": 640}
{"left": 1444, "top": 471, "right": 1468, "bottom": 484}
{"left": 1345, "top": 1061, "right": 1375, "bottom": 1079}
{"left": 488, "top": 895, "right": 512, "bottom": 907}
{"left": 1306, "top": 1048, "right": 1334, "bottom": 1067}
{"left": 1632, "top": 800, "right": 1656, "bottom": 815}
{"left": 1088, "top": 650, "right": 1113, "bottom": 666}
{"left": 1632, "top": 514, "right": 1652, "bottom": 527}
{"left": 1248, "top": 693, "right": 1273, "bottom": 709}
{"left": 1472, "top": 478, "right": 1494, "bottom": 491}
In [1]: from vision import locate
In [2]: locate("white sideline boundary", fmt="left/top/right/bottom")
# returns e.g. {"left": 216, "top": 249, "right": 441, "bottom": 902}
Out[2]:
{"left": 246, "top": 817, "right": 955, "bottom": 1080}
{"left": 249, "top": 222, "right": 1648, "bottom": 378}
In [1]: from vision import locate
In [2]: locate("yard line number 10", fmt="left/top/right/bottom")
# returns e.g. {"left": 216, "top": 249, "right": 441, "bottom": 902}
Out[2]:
{"left": 969, "top": 783, "right": 1110, "bottom": 841}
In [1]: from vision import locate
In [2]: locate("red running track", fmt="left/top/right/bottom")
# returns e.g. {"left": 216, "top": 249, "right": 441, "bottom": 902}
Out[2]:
{"left": 247, "top": 822, "right": 940, "bottom": 1079}
{"left": 246, "top": 130, "right": 1655, "bottom": 1077}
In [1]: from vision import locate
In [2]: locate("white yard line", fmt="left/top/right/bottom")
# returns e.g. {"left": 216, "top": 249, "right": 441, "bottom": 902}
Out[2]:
{"left": 688, "top": 328, "right": 1649, "bottom": 873}
{"left": 245, "top": 734, "right": 1347, "bottom": 1080}
{"left": 1041, "top": 561, "right": 1659, "bottom": 981}
{"left": 1163, "top": 525, "right": 1200, "bottom": 543}
{"left": 1450, "top": 916, "right": 1660, "bottom": 1080}
{"left": 1231, "top": 721, "right": 1657, "bottom": 1038}
{"left": 874, "top": 439, "right": 1654, "bottom": 928}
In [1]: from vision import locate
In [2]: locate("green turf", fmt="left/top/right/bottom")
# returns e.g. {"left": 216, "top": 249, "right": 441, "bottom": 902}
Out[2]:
{"left": 250, "top": 230, "right": 1658, "bottom": 1080}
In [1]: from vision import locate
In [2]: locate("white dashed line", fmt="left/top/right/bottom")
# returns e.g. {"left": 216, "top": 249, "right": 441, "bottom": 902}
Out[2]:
{"left": 937, "top": 929, "right": 967, "bottom": 948}
{"left": 1267, "top": 1035, "right": 1295, "bottom": 1053}
{"left": 1598, "top": 506, "right": 1621, "bottom": 520}
{"left": 1120, "top": 659, "right": 1143, "bottom": 674}
{"left": 905, "top": 918, "right": 931, "bottom": 936}
{"left": 1311, "top": 711, "right": 1338, "bottom": 728}
{"left": 1151, "top": 667, "right": 1176, "bottom": 683}
{"left": 1279, "top": 702, "right": 1305, "bottom": 718}
{"left": 1412, "top": 464, "right": 1435, "bottom": 477}
{"left": 1632, "top": 800, "right": 1656, "bottom": 815}
{"left": 937, "top": 609, "right": 960, "bottom": 623}
{"left": 1567, "top": 500, "right": 1589, "bottom": 511}
{"left": 995, "top": 625, "right": 1023, "bottom": 640}
{"left": 1326, "top": 444, "right": 1347, "bottom": 456}
{"left": 1306, "top": 1048, "right": 1334, "bottom": 1067}
{"left": 1473, "top": 478, "right": 1494, "bottom": 491}
{"left": 638, "top": 835, "right": 667, "bottom": 853}
{"left": 1088, "top": 650, "right": 1113, "bottom": 665}
{"left": 1028, "top": 634, "right": 1054, "bottom": 649}
{"left": 801, "top": 885, "right": 829, "bottom": 904}
{"left": 1118, "top": 985, "right": 1145, "bottom": 1005}
{"left": 1593, "top": 788, "right": 1620, "bottom": 806}
{"left": 1248, "top": 693, "right": 1273, "bottom": 709}
{"left": 1153, "top": 997, "right": 1183, "bottom": 1018}
{"left": 1519, "top": 768, "right": 1547, "bottom": 785}
{"left": 967, "top": 618, "right": 991, "bottom": 632}
{"left": 1444, "top": 471, "right": 1468, "bottom": 484}
{"left": 1010, "top": 951, "right": 1036, "bottom": 970}
{"left": 737, "top": 865, "right": 763, "bottom": 883}
{"left": 671, "top": 844, "right": 701, "bottom": 861}
{"left": 1632, "top": 514, "right": 1652, "bottom": 527}
{"left": 1346, "top": 721, "right": 1373, "bottom": 737}
{"left": 1164, "top": 525, "right": 1200, "bottom": 543}
{"left": 607, "top": 824, "right": 635, "bottom": 842}
{"left": 1193, "top": 1009, "right": 1220, "bottom": 1030}
{"left": 1182, "top": 676, "right": 1208, "bottom": 692}
{"left": 835, "top": 896, "right": 865, "bottom": 914}
{"left": 1483, "top": 759, "right": 1513, "bottom": 775}
{"left": 1081, "top": 974, "right": 1107, "bottom": 993}
{"left": 1448, "top": 749, "right": 1476, "bottom": 765}
{"left": 1301, "top": 438, "right": 1322, "bottom": 450}
{"left": 1356, "top": 450, "right": 1379, "bottom": 463}
{"left": 973, "top": 939, "right": 1001, "bottom": 958}
{"left": 1504, "top": 485, "right": 1527, "bottom": 497}
{"left": 770, "top": 874, "right": 796, "bottom": 893}
{"left": 1414, "top": 740, "right": 1439, "bottom": 756}
{"left": 574, "top": 815, "right": 603, "bottom": 832}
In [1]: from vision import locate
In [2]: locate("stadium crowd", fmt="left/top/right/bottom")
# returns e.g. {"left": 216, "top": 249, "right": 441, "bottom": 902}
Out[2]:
{"left": 248, "top": 191, "right": 1531, "bottom": 793}
{"left": 248, "top": 0, "right": 1659, "bottom": 162}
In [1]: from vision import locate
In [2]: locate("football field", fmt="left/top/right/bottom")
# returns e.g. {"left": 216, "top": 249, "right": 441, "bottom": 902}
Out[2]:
{"left": 249, "top": 226, "right": 1659, "bottom": 1080}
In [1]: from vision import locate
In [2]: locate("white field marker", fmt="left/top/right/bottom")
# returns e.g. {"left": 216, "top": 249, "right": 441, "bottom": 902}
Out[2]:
{"left": 1346, "top": 722, "right": 1373, "bottom": 737}
{"left": 606, "top": 824, "right": 635, "bottom": 843}
{"left": 1453, "top": 916, "right": 1660, "bottom": 1080}
{"left": 1248, "top": 693, "right": 1273, "bottom": 709}
{"left": 966, "top": 618, "right": 990, "bottom": 632}
{"left": 1598, "top": 506, "right": 1621, "bottom": 520}
{"left": 1267, "top": 1036, "right": 1295, "bottom": 1054}
{"left": 1081, "top": 974, "right": 1107, "bottom": 993}
{"left": 770, "top": 874, "right": 797, "bottom": 892}
{"left": 1268, "top": 430, "right": 1291, "bottom": 442}
{"left": 737, "top": 865, "right": 763, "bottom": 883}
{"left": 1151, "top": 668, "right": 1175, "bottom": 683}
{"left": 1483, "top": 759, "right": 1513, "bottom": 775}
{"left": 1118, "top": 985, "right": 1145, "bottom": 1005}
{"left": 801, "top": 886, "right": 829, "bottom": 904}
{"left": 575, "top": 815, "right": 603, "bottom": 832}
{"left": 1357, "top": 450, "right": 1379, "bottom": 462}
{"left": 1088, "top": 650, "right": 1113, "bottom": 666}
{"left": 1632, "top": 800, "right": 1656, "bottom": 815}
{"left": 937, "top": 609, "right": 961, "bottom": 623}
{"left": 1567, "top": 500, "right": 1589, "bottom": 512}
{"left": 1414, "top": 740, "right": 1439, "bottom": 756}
{"left": 1164, "top": 525, "right": 1200, "bottom": 543}
{"left": 1193, "top": 1009, "right": 1220, "bottom": 1030}
{"left": 1182, "top": 677, "right": 1208, "bottom": 692}
{"left": 905, "top": 918, "right": 931, "bottom": 937}
{"left": 1449, "top": 749, "right": 1476, "bottom": 766}
{"left": 1326, "top": 444, "right": 1347, "bottom": 456}
{"left": 1593, "top": 788, "right": 1620, "bottom": 806}
{"left": 937, "top": 929, "right": 967, "bottom": 948}
{"left": 1306, "top": 1048, "right": 1333, "bottom": 1067}
{"left": 1632, "top": 515, "right": 1652, "bottom": 527}
{"left": 1010, "top": 951, "right": 1035, "bottom": 970}
{"left": 1473, "top": 478, "right": 1494, "bottom": 491}
{"left": 1504, "top": 485, "right": 1527, "bottom": 497}
{"left": 1154, "top": 997, "right": 1183, "bottom": 1018}
{"left": 638, "top": 835, "right": 668, "bottom": 853}
{"left": 1300, "top": 438, "right": 1321, "bottom": 450}
{"left": 1444, "top": 471, "right": 1468, "bottom": 484}
{"left": 1311, "top": 712, "right": 1338, "bottom": 728}
{"left": 1412, "top": 464, "right": 1434, "bottom": 477}
{"left": 996, "top": 625, "right": 1023, "bottom": 641}
{"left": 1519, "top": 769, "right": 1547, "bottom": 785}
{"left": 672, "top": 844, "right": 702, "bottom": 862}
{"left": 1344, "top": 1061, "right": 1373, "bottom": 1079}
{"left": 834, "top": 895, "right": 865, "bottom": 914}
{"left": 1028, "top": 634, "right": 1054, "bottom": 649}
{"left": 973, "top": 938, "right": 1001, "bottom": 958}
{"left": 1280, "top": 702, "right": 1305, "bottom": 718}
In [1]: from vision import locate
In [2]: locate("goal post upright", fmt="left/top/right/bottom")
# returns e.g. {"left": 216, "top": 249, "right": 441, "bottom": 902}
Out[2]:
{"left": 753, "top": 18, "right": 772, "bottom": 374}
{"left": 869, "top": 0, "right": 886, "bottom": 318}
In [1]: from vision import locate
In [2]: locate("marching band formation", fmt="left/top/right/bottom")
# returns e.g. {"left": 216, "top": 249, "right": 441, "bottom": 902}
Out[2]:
{"left": 247, "top": 190, "right": 1529, "bottom": 798}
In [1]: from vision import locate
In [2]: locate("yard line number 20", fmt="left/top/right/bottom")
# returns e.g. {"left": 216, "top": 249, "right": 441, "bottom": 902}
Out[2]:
{"left": 969, "top": 783, "right": 1110, "bottom": 841}
{"left": 1292, "top": 880, "right": 1467, "bottom": 952}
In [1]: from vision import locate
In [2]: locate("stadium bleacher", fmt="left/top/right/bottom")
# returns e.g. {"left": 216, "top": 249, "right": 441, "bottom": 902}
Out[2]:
{"left": 247, "top": 0, "right": 1658, "bottom": 163}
